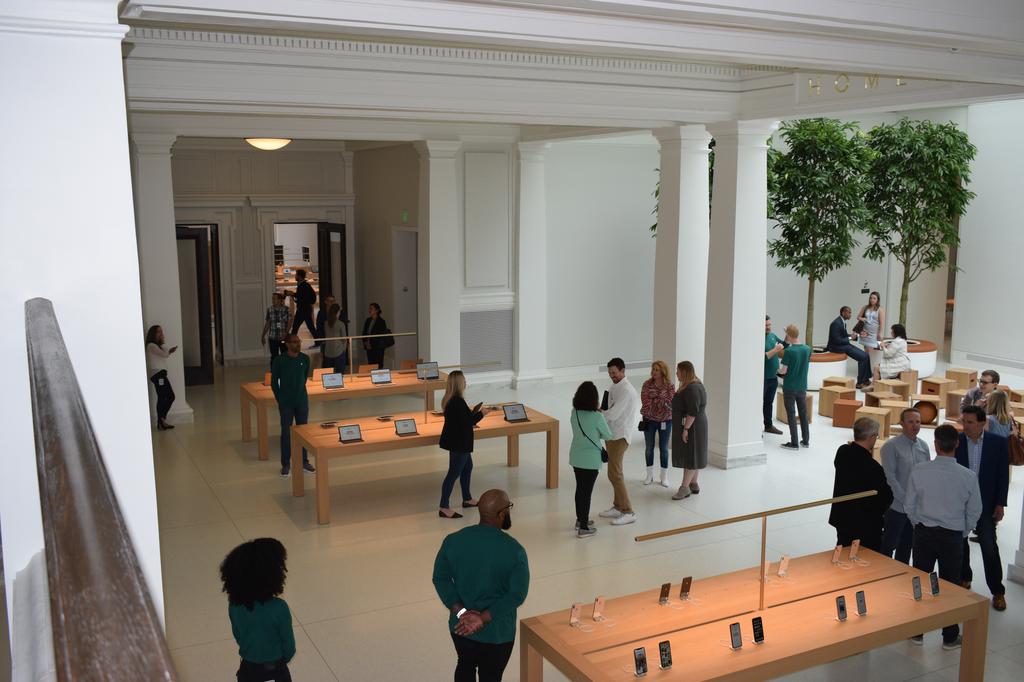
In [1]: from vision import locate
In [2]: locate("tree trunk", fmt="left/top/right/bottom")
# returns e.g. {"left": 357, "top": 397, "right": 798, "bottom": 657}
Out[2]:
{"left": 806, "top": 277, "right": 816, "bottom": 348}
{"left": 900, "top": 260, "right": 912, "bottom": 327}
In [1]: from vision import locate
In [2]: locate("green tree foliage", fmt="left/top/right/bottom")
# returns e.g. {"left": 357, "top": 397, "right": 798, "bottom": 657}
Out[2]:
{"left": 863, "top": 119, "right": 976, "bottom": 326}
{"left": 767, "top": 118, "right": 874, "bottom": 347}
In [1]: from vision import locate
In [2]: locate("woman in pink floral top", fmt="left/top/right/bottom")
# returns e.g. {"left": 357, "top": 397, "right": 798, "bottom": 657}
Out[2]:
{"left": 640, "top": 360, "right": 675, "bottom": 487}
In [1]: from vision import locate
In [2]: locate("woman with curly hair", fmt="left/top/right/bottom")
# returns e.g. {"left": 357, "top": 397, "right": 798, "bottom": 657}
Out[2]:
{"left": 220, "top": 538, "right": 295, "bottom": 682}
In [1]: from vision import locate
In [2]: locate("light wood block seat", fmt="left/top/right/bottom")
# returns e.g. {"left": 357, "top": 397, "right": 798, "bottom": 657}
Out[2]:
{"left": 856, "top": 405, "right": 891, "bottom": 438}
{"left": 832, "top": 399, "right": 862, "bottom": 428}
{"left": 945, "top": 367, "right": 978, "bottom": 390}
{"left": 865, "top": 391, "right": 900, "bottom": 407}
{"left": 875, "top": 379, "right": 910, "bottom": 399}
{"left": 819, "top": 385, "right": 855, "bottom": 417}
{"left": 776, "top": 390, "right": 813, "bottom": 424}
{"left": 921, "top": 377, "right": 956, "bottom": 404}
{"left": 823, "top": 376, "right": 855, "bottom": 389}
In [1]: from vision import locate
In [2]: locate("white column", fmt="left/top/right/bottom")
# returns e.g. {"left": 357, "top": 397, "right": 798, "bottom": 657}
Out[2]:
{"left": 1, "top": 0, "right": 164, "bottom": 625}
{"left": 512, "top": 142, "right": 552, "bottom": 387}
{"left": 1010, "top": 506, "right": 1024, "bottom": 585}
{"left": 704, "top": 121, "right": 779, "bottom": 469}
{"left": 132, "top": 133, "right": 193, "bottom": 422}
{"left": 415, "top": 141, "right": 462, "bottom": 365}
{"left": 652, "top": 126, "right": 711, "bottom": 373}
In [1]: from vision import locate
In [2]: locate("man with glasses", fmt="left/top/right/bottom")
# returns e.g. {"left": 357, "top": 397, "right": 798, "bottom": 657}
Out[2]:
{"left": 433, "top": 489, "right": 530, "bottom": 682}
{"left": 961, "top": 369, "right": 1000, "bottom": 412}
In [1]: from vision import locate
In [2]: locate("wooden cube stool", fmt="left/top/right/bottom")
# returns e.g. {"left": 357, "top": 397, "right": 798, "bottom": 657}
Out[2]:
{"left": 1011, "top": 402, "right": 1024, "bottom": 417}
{"left": 1009, "top": 389, "right": 1024, "bottom": 403}
{"left": 875, "top": 379, "right": 911, "bottom": 399}
{"left": 880, "top": 399, "right": 910, "bottom": 424}
{"left": 865, "top": 391, "right": 900, "bottom": 407}
{"left": 921, "top": 377, "right": 956, "bottom": 404}
{"left": 945, "top": 367, "right": 978, "bottom": 391}
{"left": 946, "top": 389, "right": 967, "bottom": 420}
{"left": 819, "top": 385, "right": 856, "bottom": 417}
{"left": 856, "top": 405, "right": 892, "bottom": 438}
{"left": 944, "top": 419, "right": 964, "bottom": 433}
{"left": 910, "top": 394, "right": 941, "bottom": 425}
{"left": 872, "top": 437, "right": 888, "bottom": 464}
{"left": 823, "top": 376, "right": 855, "bottom": 389}
{"left": 832, "top": 399, "right": 863, "bottom": 428}
{"left": 900, "top": 370, "right": 919, "bottom": 393}
{"left": 776, "top": 390, "right": 813, "bottom": 424}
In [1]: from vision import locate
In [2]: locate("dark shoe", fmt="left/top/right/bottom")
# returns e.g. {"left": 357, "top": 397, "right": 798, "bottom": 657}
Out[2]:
{"left": 993, "top": 595, "right": 1007, "bottom": 611}
{"left": 689, "top": 483, "right": 700, "bottom": 494}
{"left": 439, "top": 510, "right": 463, "bottom": 519}
{"left": 800, "top": 441, "right": 810, "bottom": 448}
{"left": 969, "top": 534, "right": 980, "bottom": 543}
{"left": 574, "top": 519, "right": 595, "bottom": 530}
{"left": 780, "top": 442, "right": 799, "bottom": 450}
{"left": 156, "top": 421, "right": 165, "bottom": 431}
{"left": 280, "top": 467, "right": 290, "bottom": 477}
{"left": 908, "top": 635, "right": 924, "bottom": 646}
{"left": 764, "top": 426, "right": 784, "bottom": 435}
{"left": 303, "top": 462, "right": 316, "bottom": 474}
{"left": 462, "top": 501, "right": 479, "bottom": 508}
{"left": 942, "top": 636, "right": 962, "bottom": 651}
{"left": 577, "top": 527, "right": 597, "bottom": 539}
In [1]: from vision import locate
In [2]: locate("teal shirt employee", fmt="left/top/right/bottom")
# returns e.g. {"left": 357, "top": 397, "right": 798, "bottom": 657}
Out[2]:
{"left": 271, "top": 351, "right": 310, "bottom": 408}
{"left": 781, "top": 344, "right": 811, "bottom": 392}
{"left": 764, "top": 332, "right": 786, "bottom": 379}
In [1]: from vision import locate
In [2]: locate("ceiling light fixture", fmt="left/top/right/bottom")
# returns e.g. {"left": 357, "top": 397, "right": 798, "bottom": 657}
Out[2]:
{"left": 244, "top": 138, "right": 292, "bottom": 151}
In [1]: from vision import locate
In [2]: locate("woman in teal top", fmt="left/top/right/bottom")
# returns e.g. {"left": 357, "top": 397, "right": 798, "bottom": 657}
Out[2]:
{"left": 569, "top": 381, "right": 612, "bottom": 538}
{"left": 220, "top": 538, "right": 296, "bottom": 682}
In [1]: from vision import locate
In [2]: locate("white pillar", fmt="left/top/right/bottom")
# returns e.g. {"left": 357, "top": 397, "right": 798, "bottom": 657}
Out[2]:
{"left": 1009, "top": 505, "right": 1024, "bottom": 585}
{"left": 1, "top": 0, "right": 164, "bottom": 625}
{"left": 704, "top": 121, "right": 779, "bottom": 469}
{"left": 512, "top": 142, "right": 552, "bottom": 387}
{"left": 652, "top": 126, "right": 711, "bottom": 374}
{"left": 415, "top": 141, "right": 462, "bottom": 365}
{"left": 132, "top": 133, "right": 193, "bottom": 422}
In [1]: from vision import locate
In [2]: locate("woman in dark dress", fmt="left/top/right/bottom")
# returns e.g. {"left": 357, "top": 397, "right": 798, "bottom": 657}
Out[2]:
{"left": 360, "top": 302, "right": 388, "bottom": 369}
{"left": 671, "top": 361, "right": 709, "bottom": 500}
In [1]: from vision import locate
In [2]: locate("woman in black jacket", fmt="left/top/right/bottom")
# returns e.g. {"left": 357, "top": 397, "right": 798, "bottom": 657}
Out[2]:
{"left": 438, "top": 371, "right": 484, "bottom": 519}
{"left": 361, "top": 302, "right": 388, "bottom": 369}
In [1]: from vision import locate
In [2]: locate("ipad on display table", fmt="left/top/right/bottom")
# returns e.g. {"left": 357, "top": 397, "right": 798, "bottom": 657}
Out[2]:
{"left": 321, "top": 373, "right": 344, "bottom": 390}
{"left": 502, "top": 403, "right": 529, "bottom": 422}
{"left": 394, "top": 418, "right": 418, "bottom": 436}
{"left": 416, "top": 361, "right": 440, "bottom": 380}
{"left": 371, "top": 369, "right": 392, "bottom": 384}
{"left": 338, "top": 425, "right": 363, "bottom": 443}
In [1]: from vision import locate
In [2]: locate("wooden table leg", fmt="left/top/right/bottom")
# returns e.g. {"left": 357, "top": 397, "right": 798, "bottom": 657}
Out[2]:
{"left": 521, "top": 627, "right": 543, "bottom": 682}
{"left": 240, "top": 391, "right": 252, "bottom": 441}
{"left": 316, "top": 456, "right": 331, "bottom": 525}
{"left": 545, "top": 426, "right": 559, "bottom": 489}
{"left": 425, "top": 389, "right": 435, "bottom": 411}
{"left": 959, "top": 604, "right": 988, "bottom": 681}
{"left": 257, "top": 404, "right": 269, "bottom": 460}
{"left": 291, "top": 431, "right": 304, "bottom": 497}
{"left": 507, "top": 434, "right": 519, "bottom": 467}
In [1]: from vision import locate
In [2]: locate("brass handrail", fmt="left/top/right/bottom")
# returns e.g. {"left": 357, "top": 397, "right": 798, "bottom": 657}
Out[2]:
{"left": 26, "top": 298, "right": 178, "bottom": 681}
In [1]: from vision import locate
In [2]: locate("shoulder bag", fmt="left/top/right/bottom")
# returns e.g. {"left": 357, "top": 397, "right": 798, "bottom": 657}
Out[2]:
{"left": 1009, "top": 419, "right": 1024, "bottom": 466}
{"left": 576, "top": 410, "right": 608, "bottom": 463}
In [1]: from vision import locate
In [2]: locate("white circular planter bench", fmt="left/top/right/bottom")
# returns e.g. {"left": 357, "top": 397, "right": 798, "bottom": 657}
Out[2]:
{"left": 866, "top": 339, "right": 938, "bottom": 378}
{"left": 808, "top": 350, "right": 848, "bottom": 391}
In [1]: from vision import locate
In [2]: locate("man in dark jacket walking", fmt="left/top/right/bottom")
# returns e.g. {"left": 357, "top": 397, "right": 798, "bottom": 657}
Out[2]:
{"left": 828, "top": 417, "right": 894, "bottom": 551}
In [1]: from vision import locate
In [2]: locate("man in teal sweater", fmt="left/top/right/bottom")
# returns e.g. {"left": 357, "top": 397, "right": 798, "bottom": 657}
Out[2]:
{"left": 432, "top": 489, "right": 530, "bottom": 682}
{"left": 271, "top": 334, "right": 315, "bottom": 476}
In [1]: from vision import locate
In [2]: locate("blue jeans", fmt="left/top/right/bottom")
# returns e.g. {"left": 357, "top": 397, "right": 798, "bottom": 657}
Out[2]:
{"left": 643, "top": 420, "right": 671, "bottom": 468}
{"left": 440, "top": 451, "right": 473, "bottom": 508}
{"left": 881, "top": 509, "right": 914, "bottom": 564}
{"left": 279, "top": 404, "right": 310, "bottom": 469}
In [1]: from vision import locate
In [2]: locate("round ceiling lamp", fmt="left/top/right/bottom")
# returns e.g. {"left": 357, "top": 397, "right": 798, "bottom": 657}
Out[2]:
{"left": 244, "top": 138, "right": 292, "bottom": 151}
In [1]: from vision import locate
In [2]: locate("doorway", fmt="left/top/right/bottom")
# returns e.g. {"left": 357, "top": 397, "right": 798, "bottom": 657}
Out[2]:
{"left": 391, "top": 227, "right": 418, "bottom": 365}
{"left": 176, "top": 224, "right": 223, "bottom": 385}
{"left": 273, "top": 222, "right": 348, "bottom": 345}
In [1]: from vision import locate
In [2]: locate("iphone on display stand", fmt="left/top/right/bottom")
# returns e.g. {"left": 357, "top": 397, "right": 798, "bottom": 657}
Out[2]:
{"left": 855, "top": 590, "right": 867, "bottom": 616}
{"left": 835, "top": 595, "right": 848, "bottom": 621}
{"left": 849, "top": 539, "right": 861, "bottom": 562}
{"left": 633, "top": 647, "right": 648, "bottom": 677}
{"left": 658, "top": 641, "right": 672, "bottom": 670}
{"left": 569, "top": 603, "right": 581, "bottom": 627}
{"left": 659, "top": 583, "right": 671, "bottom": 605}
{"left": 593, "top": 596, "right": 606, "bottom": 621}
{"left": 679, "top": 576, "right": 692, "bottom": 600}
{"left": 930, "top": 572, "right": 940, "bottom": 596}
{"left": 912, "top": 576, "right": 923, "bottom": 601}
{"left": 729, "top": 622, "right": 743, "bottom": 650}
{"left": 752, "top": 616, "right": 765, "bottom": 644}
{"left": 777, "top": 556, "right": 790, "bottom": 578}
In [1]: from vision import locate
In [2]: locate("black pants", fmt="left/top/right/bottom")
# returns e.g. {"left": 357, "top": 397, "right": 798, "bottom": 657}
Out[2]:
{"left": 783, "top": 389, "right": 808, "bottom": 445}
{"left": 268, "top": 338, "right": 286, "bottom": 364}
{"left": 838, "top": 344, "right": 872, "bottom": 385}
{"left": 150, "top": 371, "right": 175, "bottom": 421}
{"left": 451, "top": 633, "right": 514, "bottom": 682}
{"left": 237, "top": 659, "right": 291, "bottom": 682}
{"left": 763, "top": 377, "right": 778, "bottom": 428}
{"left": 365, "top": 347, "right": 385, "bottom": 369}
{"left": 962, "top": 513, "right": 1004, "bottom": 596}
{"left": 574, "top": 467, "right": 599, "bottom": 530}
{"left": 291, "top": 306, "right": 316, "bottom": 336}
{"left": 836, "top": 528, "right": 882, "bottom": 554}
{"left": 881, "top": 509, "right": 914, "bottom": 564}
{"left": 913, "top": 524, "right": 964, "bottom": 643}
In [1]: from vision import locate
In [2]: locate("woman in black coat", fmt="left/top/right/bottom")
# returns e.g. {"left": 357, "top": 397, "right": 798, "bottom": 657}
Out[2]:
{"left": 361, "top": 302, "right": 388, "bottom": 369}
{"left": 438, "top": 371, "right": 484, "bottom": 518}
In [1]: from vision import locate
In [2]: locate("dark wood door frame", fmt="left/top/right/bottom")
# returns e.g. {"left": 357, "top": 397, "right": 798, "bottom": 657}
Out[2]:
{"left": 176, "top": 226, "right": 214, "bottom": 385}
{"left": 316, "top": 222, "right": 348, "bottom": 312}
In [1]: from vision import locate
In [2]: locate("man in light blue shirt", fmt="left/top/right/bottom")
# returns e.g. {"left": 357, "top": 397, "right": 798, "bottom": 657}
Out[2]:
{"left": 880, "top": 408, "right": 932, "bottom": 564}
{"left": 904, "top": 424, "right": 982, "bottom": 650}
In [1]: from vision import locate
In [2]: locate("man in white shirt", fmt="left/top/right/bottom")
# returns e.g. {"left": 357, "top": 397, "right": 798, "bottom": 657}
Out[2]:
{"left": 599, "top": 358, "right": 640, "bottom": 526}
{"left": 880, "top": 408, "right": 932, "bottom": 564}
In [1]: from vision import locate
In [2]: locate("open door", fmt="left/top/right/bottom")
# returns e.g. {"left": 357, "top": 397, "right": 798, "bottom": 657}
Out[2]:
{"left": 316, "top": 222, "right": 348, "bottom": 319}
{"left": 176, "top": 226, "right": 214, "bottom": 385}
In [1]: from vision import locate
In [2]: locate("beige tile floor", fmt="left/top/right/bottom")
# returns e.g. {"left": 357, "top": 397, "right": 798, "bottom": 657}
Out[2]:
{"left": 156, "top": 364, "right": 1024, "bottom": 681}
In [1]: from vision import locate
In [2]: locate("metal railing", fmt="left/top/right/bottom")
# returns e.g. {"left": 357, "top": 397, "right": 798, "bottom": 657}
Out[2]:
{"left": 25, "top": 298, "right": 177, "bottom": 681}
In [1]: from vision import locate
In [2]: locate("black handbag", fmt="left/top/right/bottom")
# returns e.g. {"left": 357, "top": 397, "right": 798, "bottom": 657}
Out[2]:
{"left": 637, "top": 419, "right": 647, "bottom": 432}
{"left": 576, "top": 410, "right": 608, "bottom": 463}
{"left": 851, "top": 320, "right": 865, "bottom": 335}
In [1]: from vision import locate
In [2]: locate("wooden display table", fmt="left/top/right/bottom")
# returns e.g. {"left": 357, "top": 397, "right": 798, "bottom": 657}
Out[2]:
{"left": 240, "top": 371, "right": 447, "bottom": 460}
{"left": 818, "top": 386, "right": 854, "bottom": 417}
{"left": 832, "top": 399, "right": 862, "bottom": 428}
{"left": 856, "top": 406, "right": 891, "bottom": 438}
{"left": 921, "top": 377, "right": 956, "bottom": 404}
{"left": 290, "top": 406, "right": 559, "bottom": 524}
{"left": 823, "top": 376, "right": 855, "bottom": 389}
{"left": 875, "top": 379, "right": 910, "bottom": 399}
{"left": 775, "top": 391, "right": 812, "bottom": 424}
{"left": 521, "top": 549, "right": 987, "bottom": 682}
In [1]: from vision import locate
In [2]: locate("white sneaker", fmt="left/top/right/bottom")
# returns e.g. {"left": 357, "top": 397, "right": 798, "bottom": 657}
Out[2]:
{"left": 611, "top": 512, "right": 637, "bottom": 526}
{"left": 599, "top": 507, "right": 623, "bottom": 519}
{"left": 643, "top": 466, "right": 655, "bottom": 485}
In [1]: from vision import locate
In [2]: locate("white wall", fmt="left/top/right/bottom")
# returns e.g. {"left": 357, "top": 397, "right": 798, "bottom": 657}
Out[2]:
{"left": 545, "top": 140, "right": 659, "bottom": 369}
{"left": 1, "top": 0, "right": 164, "bottom": 625}
{"left": 766, "top": 107, "right": 967, "bottom": 349}
{"left": 274, "top": 223, "right": 318, "bottom": 265}
{"left": 953, "top": 99, "right": 1024, "bottom": 370}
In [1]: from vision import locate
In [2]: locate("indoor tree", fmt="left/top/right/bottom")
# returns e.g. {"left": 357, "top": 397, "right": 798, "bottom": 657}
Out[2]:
{"left": 863, "top": 118, "right": 976, "bottom": 326}
{"left": 767, "top": 118, "right": 874, "bottom": 347}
